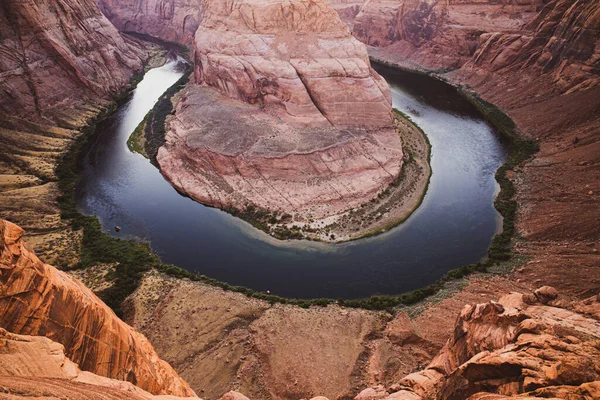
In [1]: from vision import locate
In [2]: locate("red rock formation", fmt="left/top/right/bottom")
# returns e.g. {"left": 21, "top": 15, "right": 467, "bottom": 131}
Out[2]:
{"left": 371, "top": 290, "right": 600, "bottom": 399}
{"left": 0, "top": 328, "right": 198, "bottom": 399}
{"left": 98, "top": 0, "right": 202, "bottom": 46}
{"left": 158, "top": 84, "right": 401, "bottom": 220}
{"left": 0, "top": 0, "right": 144, "bottom": 126}
{"left": 194, "top": 0, "right": 393, "bottom": 128}
{"left": 0, "top": 219, "right": 196, "bottom": 397}
{"left": 353, "top": 0, "right": 542, "bottom": 70}
{"left": 462, "top": 0, "right": 600, "bottom": 93}
{"left": 157, "top": 0, "right": 402, "bottom": 223}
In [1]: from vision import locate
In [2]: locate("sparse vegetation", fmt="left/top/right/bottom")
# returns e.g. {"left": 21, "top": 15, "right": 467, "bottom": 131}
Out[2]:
{"left": 56, "top": 54, "right": 538, "bottom": 315}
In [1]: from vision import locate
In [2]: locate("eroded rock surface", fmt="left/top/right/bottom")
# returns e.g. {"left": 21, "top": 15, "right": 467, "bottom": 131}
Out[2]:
{"left": 98, "top": 0, "right": 203, "bottom": 46}
{"left": 353, "top": 0, "right": 540, "bottom": 70}
{"left": 158, "top": 85, "right": 401, "bottom": 220}
{"left": 0, "top": 219, "right": 196, "bottom": 397}
{"left": 194, "top": 0, "right": 393, "bottom": 128}
{"left": 373, "top": 291, "right": 600, "bottom": 399}
{"left": 0, "top": 0, "right": 144, "bottom": 126}
{"left": 0, "top": 328, "right": 199, "bottom": 400}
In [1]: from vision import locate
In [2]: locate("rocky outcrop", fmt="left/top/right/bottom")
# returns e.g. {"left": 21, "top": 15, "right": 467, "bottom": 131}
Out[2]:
{"left": 98, "top": 0, "right": 203, "bottom": 46}
{"left": 353, "top": 0, "right": 541, "bottom": 70}
{"left": 0, "top": 328, "right": 199, "bottom": 399}
{"left": 372, "top": 290, "right": 600, "bottom": 399}
{"left": 194, "top": 0, "right": 393, "bottom": 128}
{"left": 158, "top": 85, "right": 401, "bottom": 221}
{"left": 0, "top": 219, "right": 196, "bottom": 397}
{"left": 158, "top": 0, "right": 402, "bottom": 223}
{"left": 0, "top": 0, "right": 144, "bottom": 127}
{"left": 461, "top": 0, "right": 600, "bottom": 93}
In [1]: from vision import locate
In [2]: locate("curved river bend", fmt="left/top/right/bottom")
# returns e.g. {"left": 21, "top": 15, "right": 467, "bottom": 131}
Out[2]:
{"left": 76, "top": 60, "right": 506, "bottom": 299}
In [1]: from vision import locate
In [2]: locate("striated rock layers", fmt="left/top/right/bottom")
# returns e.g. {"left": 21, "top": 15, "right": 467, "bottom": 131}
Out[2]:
{"left": 367, "top": 291, "right": 600, "bottom": 399}
{"left": 159, "top": 0, "right": 402, "bottom": 221}
{"left": 0, "top": 0, "right": 145, "bottom": 127}
{"left": 353, "top": 0, "right": 542, "bottom": 70}
{"left": 460, "top": 0, "right": 600, "bottom": 93}
{"left": 0, "top": 328, "right": 200, "bottom": 400}
{"left": 98, "top": 0, "right": 203, "bottom": 46}
{"left": 0, "top": 219, "right": 196, "bottom": 397}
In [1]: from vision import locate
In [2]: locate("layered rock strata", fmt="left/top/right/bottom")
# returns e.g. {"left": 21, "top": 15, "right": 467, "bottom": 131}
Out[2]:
{"left": 0, "top": 218, "right": 196, "bottom": 397}
{"left": 353, "top": 0, "right": 541, "bottom": 70}
{"left": 159, "top": 0, "right": 402, "bottom": 222}
{"left": 362, "top": 291, "right": 600, "bottom": 399}
{"left": 460, "top": 0, "right": 600, "bottom": 93}
{"left": 98, "top": 0, "right": 203, "bottom": 46}
{"left": 0, "top": 0, "right": 145, "bottom": 262}
{"left": 0, "top": 0, "right": 144, "bottom": 126}
{"left": 158, "top": 85, "right": 401, "bottom": 220}
{"left": 0, "top": 328, "right": 199, "bottom": 400}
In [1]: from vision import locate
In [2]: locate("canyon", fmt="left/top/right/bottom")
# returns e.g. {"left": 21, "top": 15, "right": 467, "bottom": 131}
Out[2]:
{"left": 0, "top": 0, "right": 599, "bottom": 399}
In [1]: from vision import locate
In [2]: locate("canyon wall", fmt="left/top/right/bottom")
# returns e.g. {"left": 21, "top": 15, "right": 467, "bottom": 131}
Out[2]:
{"left": 352, "top": 0, "right": 541, "bottom": 70}
{"left": 0, "top": 0, "right": 146, "bottom": 261}
{"left": 460, "top": 0, "right": 600, "bottom": 93}
{"left": 0, "top": 0, "right": 144, "bottom": 126}
{"left": 98, "top": 0, "right": 203, "bottom": 46}
{"left": 0, "top": 219, "right": 196, "bottom": 397}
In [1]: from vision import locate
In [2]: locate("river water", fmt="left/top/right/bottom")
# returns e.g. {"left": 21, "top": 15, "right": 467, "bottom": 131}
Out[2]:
{"left": 76, "top": 59, "right": 506, "bottom": 299}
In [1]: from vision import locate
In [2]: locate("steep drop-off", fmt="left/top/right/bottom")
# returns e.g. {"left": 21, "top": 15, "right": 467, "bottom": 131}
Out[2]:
{"left": 0, "top": 218, "right": 196, "bottom": 397}
{"left": 157, "top": 0, "right": 404, "bottom": 227}
{"left": 0, "top": 0, "right": 146, "bottom": 264}
{"left": 353, "top": 0, "right": 541, "bottom": 70}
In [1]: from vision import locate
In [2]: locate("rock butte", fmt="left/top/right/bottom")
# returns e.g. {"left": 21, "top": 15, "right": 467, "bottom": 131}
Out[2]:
{"left": 157, "top": 0, "right": 403, "bottom": 221}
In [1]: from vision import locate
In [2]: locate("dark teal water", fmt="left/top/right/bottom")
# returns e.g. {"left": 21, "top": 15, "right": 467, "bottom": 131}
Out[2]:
{"left": 76, "top": 60, "right": 506, "bottom": 299}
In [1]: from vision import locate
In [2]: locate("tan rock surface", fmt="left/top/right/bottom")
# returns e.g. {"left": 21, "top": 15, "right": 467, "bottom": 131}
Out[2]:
{"left": 194, "top": 0, "right": 393, "bottom": 128}
{"left": 123, "top": 270, "right": 393, "bottom": 400}
{"left": 0, "top": 219, "right": 196, "bottom": 397}
{"left": 98, "top": 0, "right": 203, "bottom": 46}
{"left": 353, "top": 0, "right": 539, "bottom": 70}
{"left": 158, "top": 84, "right": 402, "bottom": 221}
{"left": 381, "top": 292, "right": 600, "bottom": 399}
{"left": 0, "top": 328, "right": 201, "bottom": 400}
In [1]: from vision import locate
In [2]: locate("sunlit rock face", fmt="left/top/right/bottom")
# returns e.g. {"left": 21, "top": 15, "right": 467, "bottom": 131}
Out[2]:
{"left": 0, "top": 0, "right": 144, "bottom": 126}
{"left": 193, "top": 0, "right": 393, "bottom": 128}
{"left": 0, "top": 219, "right": 196, "bottom": 398}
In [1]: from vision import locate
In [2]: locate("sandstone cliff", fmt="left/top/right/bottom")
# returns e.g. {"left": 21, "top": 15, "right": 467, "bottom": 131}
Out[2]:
{"left": 461, "top": 0, "right": 600, "bottom": 93}
{"left": 0, "top": 0, "right": 146, "bottom": 263}
{"left": 194, "top": 0, "right": 393, "bottom": 127}
{"left": 353, "top": 0, "right": 541, "bottom": 70}
{"left": 0, "top": 0, "right": 144, "bottom": 127}
{"left": 98, "top": 0, "right": 202, "bottom": 46}
{"left": 156, "top": 0, "right": 404, "bottom": 225}
{"left": 0, "top": 218, "right": 196, "bottom": 397}
{"left": 0, "top": 328, "right": 199, "bottom": 399}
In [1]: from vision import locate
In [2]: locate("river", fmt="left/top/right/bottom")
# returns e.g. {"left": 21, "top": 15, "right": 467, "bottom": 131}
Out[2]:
{"left": 75, "top": 58, "right": 506, "bottom": 299}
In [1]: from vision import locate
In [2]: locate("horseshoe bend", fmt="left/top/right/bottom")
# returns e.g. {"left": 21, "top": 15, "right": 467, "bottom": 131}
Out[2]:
{"left": 0, "top": 0, "right": 599, "bottom": 399}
